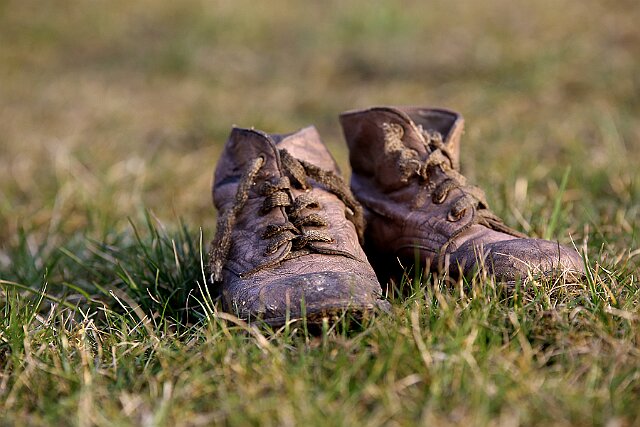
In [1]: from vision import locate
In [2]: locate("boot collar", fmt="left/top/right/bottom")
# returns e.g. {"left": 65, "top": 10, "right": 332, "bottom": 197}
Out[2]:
{"left": 340, "top": 106, "right": 464, "bottom": 169}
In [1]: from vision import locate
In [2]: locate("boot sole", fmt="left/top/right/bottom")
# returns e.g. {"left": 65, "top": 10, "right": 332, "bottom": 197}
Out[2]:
{"left": 249, "top": 299, "right": 391, "bottom": 328}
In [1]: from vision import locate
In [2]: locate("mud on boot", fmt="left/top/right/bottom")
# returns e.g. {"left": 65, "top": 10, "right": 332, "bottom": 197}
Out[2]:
{"left": 208, "top": 126, "right": 390, "bottom": 327}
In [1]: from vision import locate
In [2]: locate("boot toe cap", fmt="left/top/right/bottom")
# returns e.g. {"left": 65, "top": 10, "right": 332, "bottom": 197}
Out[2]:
{"left": 226, "top": 270, "right": 387, "bottom": 326}
{"left": 455, "top": 238, "right": 585, "bottom": 283}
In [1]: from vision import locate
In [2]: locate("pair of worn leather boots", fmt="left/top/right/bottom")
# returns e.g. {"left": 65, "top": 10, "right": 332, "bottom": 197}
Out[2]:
{"left": 208, "top": 106, "right": 584, "bottom": 326}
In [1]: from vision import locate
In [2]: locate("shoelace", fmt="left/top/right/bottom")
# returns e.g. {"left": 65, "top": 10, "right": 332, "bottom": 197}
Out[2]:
{"left": 209, "top": 149, "right": 364, "bottom": 282}
{"left": 383, "top": 123, "right": 525, "bottom": 253}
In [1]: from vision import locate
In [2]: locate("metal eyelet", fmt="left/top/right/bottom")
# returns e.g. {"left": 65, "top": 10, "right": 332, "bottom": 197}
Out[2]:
{"left": 447, "top": 208, "right": 466, "bottom": 222}
{"left": 432, "top": 191, "right": 447, "bottom": 204}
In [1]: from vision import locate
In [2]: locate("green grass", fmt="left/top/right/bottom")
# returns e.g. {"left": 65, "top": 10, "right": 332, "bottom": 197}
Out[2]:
{"left": 1, "top": 0, "right": 639, "bottom": 425}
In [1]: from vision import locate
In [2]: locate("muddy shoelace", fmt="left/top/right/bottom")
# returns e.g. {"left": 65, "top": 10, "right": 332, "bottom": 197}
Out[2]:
{"left": 209, "top": 149, "right": 364, "bottom": 283}
{"left": 382, "top": 123, "right": 525, "bottom": 254}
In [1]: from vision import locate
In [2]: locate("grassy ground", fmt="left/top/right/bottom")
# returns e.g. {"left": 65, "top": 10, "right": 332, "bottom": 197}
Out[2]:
{"left": 1, "top": 0, "right": 639, "bottom": 425}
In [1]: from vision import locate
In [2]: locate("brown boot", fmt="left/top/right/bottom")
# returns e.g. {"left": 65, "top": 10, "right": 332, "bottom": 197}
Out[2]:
{"left": 340, "top": 106, "right": 585, "bottom": 286}
{"left": 208, "top": 126, "right": 388, "bottom": 326}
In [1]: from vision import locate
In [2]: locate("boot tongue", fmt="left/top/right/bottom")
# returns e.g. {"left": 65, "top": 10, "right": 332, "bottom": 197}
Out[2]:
{"left": 341, "top": 106, "right": 464, "bottom": 160}
{"left": 374, "top": 107, "right": 431, "bottom": 157}
{"left": 272, "top": 126, "right": 340, "bottom": 174}
{"left": 400, "top": 107, "right": 464, "bottom": 170}
{"left": 340, "top": 106, "right": 464, "bottom": 192}
{"left": 357, "top": 106, "right": 463, "bottom": 169}
{"left": 213, "top": 127, "right": 281, "bottom": 194}
{"left": 339, "top": 107, "right": 433, "bottom": 192}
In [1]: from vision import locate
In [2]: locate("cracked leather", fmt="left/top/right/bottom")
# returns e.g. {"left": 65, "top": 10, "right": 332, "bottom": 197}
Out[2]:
{"left": 212, "top": 126, "right": 387, "bottom": 325}
{"left": 340, "top": 106, "right": 585, "bottom": 283}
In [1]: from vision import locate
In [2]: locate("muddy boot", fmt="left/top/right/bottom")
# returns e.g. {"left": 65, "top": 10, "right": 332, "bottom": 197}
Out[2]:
{"left": 208, "top": 126, "right": 389, "bottom": 327}
{"left": 340, "top": 106, "right": 585, "bottom": 287}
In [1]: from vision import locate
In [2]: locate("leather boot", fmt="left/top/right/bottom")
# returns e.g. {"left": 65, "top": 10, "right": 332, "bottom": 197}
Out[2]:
{"left": 340, "top": 106, "right": 585, "bottom": 285}
{"left": 208, "top": 126, "right": 388, "bottom": 326}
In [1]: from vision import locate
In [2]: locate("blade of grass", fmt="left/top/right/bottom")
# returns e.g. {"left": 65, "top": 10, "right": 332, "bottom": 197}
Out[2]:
{"left": 544, "top": 166, "right": 571, "bottom": 240}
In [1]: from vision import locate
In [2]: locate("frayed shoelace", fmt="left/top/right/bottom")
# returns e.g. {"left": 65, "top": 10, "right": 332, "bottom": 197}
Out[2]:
{"left": 382, "top": 122, "right": 525, "bottom": 254}
{"left": 208, "top": 149, "right": 364, "bottom": 283}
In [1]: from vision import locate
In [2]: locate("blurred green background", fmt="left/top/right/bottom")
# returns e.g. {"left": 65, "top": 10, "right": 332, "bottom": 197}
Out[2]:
{"left": 1, "top": 2, "right": 640, "bottom": 425}
{"left": 1, "top": 0, "right": 638, "bottom": 251}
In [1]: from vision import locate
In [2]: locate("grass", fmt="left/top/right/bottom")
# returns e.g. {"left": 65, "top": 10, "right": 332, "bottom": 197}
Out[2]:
{"left": 1, "top": 0, "right": 639, "bottom": 425}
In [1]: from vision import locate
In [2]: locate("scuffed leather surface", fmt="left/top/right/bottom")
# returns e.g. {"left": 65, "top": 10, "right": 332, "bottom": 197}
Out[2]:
{"left": 214, "top": 129, "right": 291, "bottom": 274}
{"left": 449, "top": 236, "right": 584, "bottom": 282}
{"left": 221, "top": 256, "right": 381, "bottom": 321}
{"left": 341, "top": 106, "right": 585, "bottom": 283}
{"left": 212, "top": 126, "right": 386, "bottom": 324}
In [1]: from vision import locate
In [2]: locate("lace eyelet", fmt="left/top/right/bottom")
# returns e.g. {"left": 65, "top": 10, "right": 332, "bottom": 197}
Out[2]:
{"left": 447, "top": 208, "right": 466, "bottom": 222}
{"left": 432, "top": 191, "right": 447, "bottom": 204}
